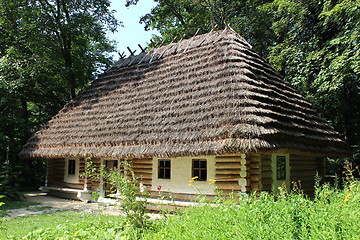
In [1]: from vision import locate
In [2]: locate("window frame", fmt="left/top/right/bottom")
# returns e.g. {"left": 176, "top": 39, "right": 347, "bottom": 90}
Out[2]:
{"left": 64, "top": 158, "right": 80, "bottom": 183}
{"left": 158, "top": 159, "right": 171, "bottom": 179}
{"left": 276, "top": 155, "right": 287, "bottom": 180}
{"left": 192, "top": 159, "right": 207, "bottom": 181}
{"left": 68, "top": 159, "right": 76, "bottom": 175}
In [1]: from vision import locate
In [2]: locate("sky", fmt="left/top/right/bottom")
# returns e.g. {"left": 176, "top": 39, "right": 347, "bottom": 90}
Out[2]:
{"left": 108, "top": 1, "right": 159, "bottom": 61}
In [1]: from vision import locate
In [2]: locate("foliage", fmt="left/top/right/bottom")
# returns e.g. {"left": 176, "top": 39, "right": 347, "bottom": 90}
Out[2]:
{"left": 84, "top": 159, "right": 150, "bottom": 230}
{"left": 127, "top": 0, "right": 275, "bottom": 57}
{"left": 0, "top": 211, "right": 125, "bottom": 239}
{"left": 0, "top": 0, "right": 119, "bottom": 190}
{"left": 0, "top": 162, "right": 22, "bottom": 200}
{"left": 141, "top": 175, "right": 360, "bottom": 239}
{"left": 0, "top": 195, "right": 4, "bottom": 220}
{"left": 1, "top": 172, "right": 359, "bottom": 239}
{"left": 261, "top": 0, "right": 360, "bottom": 159}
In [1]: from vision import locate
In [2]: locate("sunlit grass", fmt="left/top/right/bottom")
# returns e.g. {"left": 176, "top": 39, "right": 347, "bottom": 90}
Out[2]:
{"left": 1, "top": 211, "right": 125, "bottom": 239}
{"left": 1, "top": 172, "right": 359, "bottom": 239}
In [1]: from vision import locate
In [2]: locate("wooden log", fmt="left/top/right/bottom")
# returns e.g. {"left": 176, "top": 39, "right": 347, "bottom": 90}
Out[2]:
{"left": 216, "top": 183, "right": 241, "bottom": 191}
{"left": 133, "top": 169, "right": 153, "bottom": 174}
{"left": 240, "top": 158, "right": 247, "bottom": 165}
{"left": 249, "top": 155, "right": 260, "bottom": 163}
{"left": 261, "top": 165, "right": 272, "bottom": 171}
{"left": 261, "top": 176, "right": 272, "bottom": 183}
{"left": 238, "top": 178, "right": 251, "bottom": 186}
{"left": 215, "top": 162, "right": 241, "bottom": 169}
{"left": 249, "top": 163, "right": 261, "bottom": 169}
{"left": 216, "top": 154, "right": 244, "bottom": 159}
{"left": 240, "top": 170, "right": 249, "bottom": 178}
{"left": 250, "top": 175, "right": 260, "bottom": 182}
{"left": 261, "top": 170, "right": 272, "bottom": 178}
{"left": 132, "top": 165, "right": 152, "bottom": 169}
{"left": 217, "top": 169, "right": 240, "bottom": 175}
{"left": 250, "top": 168, "right": 260, "bottom": 175}
{"left": 250, "top": 182, "right": 261, "bottom": 191}
{"left": 215, "top": 177, "right": 240, "bottom": 182}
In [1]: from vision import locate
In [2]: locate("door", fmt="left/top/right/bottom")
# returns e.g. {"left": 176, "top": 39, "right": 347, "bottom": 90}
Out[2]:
{"left": 272, "top": 154, "right": 290, "bottom": 193}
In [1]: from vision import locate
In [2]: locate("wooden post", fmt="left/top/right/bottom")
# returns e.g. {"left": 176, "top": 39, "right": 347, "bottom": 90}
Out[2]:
{"left": 45, "top": 159, "right": 48, "bottom": 187}
{"left": 83, "top": 158, "right": 88, "bottom": 191}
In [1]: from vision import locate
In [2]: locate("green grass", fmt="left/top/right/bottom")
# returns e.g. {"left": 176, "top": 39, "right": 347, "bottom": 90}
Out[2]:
{"left": 140, "top": 180, "right": 360, "bottom": 240}
{"left": 1, "top": 178, "right": 359, "bottom": 239}
{"left": 0, "top": 211, "right": 125, "bottom": 239}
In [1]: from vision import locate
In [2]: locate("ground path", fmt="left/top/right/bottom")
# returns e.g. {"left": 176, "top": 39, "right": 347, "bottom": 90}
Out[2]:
{"left": 6, "top": 192, "right": 125, "bottom": 218}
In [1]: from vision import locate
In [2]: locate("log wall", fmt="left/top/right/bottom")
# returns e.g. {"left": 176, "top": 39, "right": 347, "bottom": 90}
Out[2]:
{"left": 215, "top": 154, "right": 250, "bottom": 194}
{"left": 247, "top": 153, "right": 261, "bottom": 191}
{"left": 260, "top": 154, "right": 272, "bottom": 191}
{"left": 130, "top": 158, "right": 153, "bottom": 186}
{"left": 47, "top": 158, "right": 83, "bottom": 190}
{"left": 85, "top": 158, "right": 101, "bottom": 191}
{"left": 290, "top": 154, "right": 324, "bottom": 193}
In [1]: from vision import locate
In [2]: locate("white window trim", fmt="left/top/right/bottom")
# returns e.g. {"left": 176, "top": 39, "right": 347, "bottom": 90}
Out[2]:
{"left": 271, "top": 154, "right": 290, "bottom": 191}
{"left": 64, "top": 158, "right": 80, "bottom": 183}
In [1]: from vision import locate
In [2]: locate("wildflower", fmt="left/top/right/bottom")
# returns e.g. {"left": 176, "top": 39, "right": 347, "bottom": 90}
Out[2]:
{"left": 208, "top": 178, "right": 216, "bottom": 184}
{"left": 188, "top": 183, "right": 193, "bottom": 186}
{"left": 344, "top": 193, "right": 352, "bottom": 202}
{"left": 157, "top": 185, "right": 162, "bottom": 191}
{"left": 192, "top": 176, "right": 199, "bottom": 180}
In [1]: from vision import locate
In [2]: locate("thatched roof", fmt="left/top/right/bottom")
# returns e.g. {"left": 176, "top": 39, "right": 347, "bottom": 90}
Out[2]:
{"left": 20, "top": 29, "right": 348, "bottom": 159}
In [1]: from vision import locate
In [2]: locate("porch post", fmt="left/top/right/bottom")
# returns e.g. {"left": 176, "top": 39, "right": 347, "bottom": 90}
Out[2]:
{"left": 45, "top": 159, "right": 48, "bottom": 187}
{"left": 83, "top": 158, "right": 88, "bottom": 191}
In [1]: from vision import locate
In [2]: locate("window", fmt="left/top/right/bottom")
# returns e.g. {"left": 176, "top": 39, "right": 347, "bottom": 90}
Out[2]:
{"left": 192, "top": 159, "right": 207, "bottom": 181}
{"left": 68, "top": 159, "right": 76, "bottom": 175}
{"left": 64, "top": 158, "right": 79, "bottom": 183}
{"left": 158, "top": 159, "right": 171, "bottom": 179}
{"left": 276, "top": 156, "right": 286, "bottom": 180}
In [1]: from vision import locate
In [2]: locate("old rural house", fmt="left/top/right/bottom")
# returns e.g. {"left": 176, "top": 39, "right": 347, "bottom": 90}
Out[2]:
{"left": 20, "top": 29, "right": 347, "bottom": 201}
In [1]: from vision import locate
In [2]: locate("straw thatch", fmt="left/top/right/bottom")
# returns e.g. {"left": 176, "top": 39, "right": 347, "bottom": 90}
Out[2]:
{"left": 20, "top": 29, "right": 347, "bottom": 159}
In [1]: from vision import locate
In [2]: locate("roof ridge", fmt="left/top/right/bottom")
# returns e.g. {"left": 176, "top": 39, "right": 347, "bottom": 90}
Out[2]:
{"left": 107, "top": 29, "right": 252, "bottom": 71}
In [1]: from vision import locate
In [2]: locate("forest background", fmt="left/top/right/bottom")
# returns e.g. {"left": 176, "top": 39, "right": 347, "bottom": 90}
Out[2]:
{"left": 0, "top": 0, "right": 359, "bottom": 194}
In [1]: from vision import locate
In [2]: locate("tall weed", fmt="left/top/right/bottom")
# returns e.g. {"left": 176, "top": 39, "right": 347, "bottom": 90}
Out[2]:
{"left": 142, "top": 166, "right": 360, "bottom": 239}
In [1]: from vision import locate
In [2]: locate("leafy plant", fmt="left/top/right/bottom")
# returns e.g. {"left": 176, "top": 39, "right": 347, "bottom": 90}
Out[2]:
{"left": 84, "top": 159, "right": 150, "bottom": 231}
{"left": 0, "top": 163, "right": 21, "bottom": 200}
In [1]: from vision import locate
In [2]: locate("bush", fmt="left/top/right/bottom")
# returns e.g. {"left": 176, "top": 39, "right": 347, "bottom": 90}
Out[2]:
{"left": 142, "top": 171, "right": 360, "bottom": 239}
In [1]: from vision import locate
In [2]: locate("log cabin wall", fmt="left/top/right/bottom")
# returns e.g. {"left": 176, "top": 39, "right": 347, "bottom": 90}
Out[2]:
{"left": 86, "top": 158, "right": 101, "bottom": 191}
{"left": 260, "top": 154, "right": 272, "bottom": 191}
{"left": 247, "top": 153, "right": 261, "bottom": 192}
{"left": 215, "top": 154, "right": 250, "bottom": 194}
{"left": 47, "top": 158, "right": 83, "bottom": 189}
{"left": 130, "top": 158, "right": 153, "bottom": 186}
{"left": 290, "top": 154, "right": 324, "bottom": 194}
{"left": 81, "top": 158, "right": 153, "bottom": 195}
{"left": 47, "top": 159, "right": 65, "bottom": 188}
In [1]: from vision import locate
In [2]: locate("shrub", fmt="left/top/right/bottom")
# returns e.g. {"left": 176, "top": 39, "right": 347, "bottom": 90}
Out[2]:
{"left": 84, "top": 159, "right": 150, "bottom": 230}
{"left": 141, "top": 168, "right": 360, "bottom": 239}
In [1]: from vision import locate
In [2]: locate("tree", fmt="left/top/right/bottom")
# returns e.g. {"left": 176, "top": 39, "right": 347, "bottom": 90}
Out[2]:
{"left": 262, "top": 0, "right": 359, "bottom": 161}
{"left": 126, "top": 0, "right": 275, "bottom": 57}
{"left": 129, "top": 0, "right": 359, "bottom": 165}
{"left": 0, "top": 0, "right": 119, "bottom": 190}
